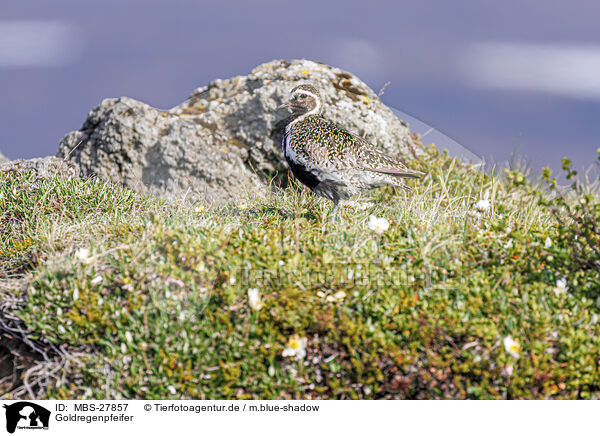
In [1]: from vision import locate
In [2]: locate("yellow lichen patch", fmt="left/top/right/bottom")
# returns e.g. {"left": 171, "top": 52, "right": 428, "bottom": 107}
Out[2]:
{"left": 361, "top": 96, "right": 372, "bottom": 104}
{"left": 181, "top": 105, "right": 206, "bottom": 115}
{"left": 298, "top": 70, "right": 310, "bottom": 75}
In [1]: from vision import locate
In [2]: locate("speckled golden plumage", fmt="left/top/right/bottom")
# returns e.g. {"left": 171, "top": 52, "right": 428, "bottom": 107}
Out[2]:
{"left": 280, "top": 84, "right": 423, "bottom": 216}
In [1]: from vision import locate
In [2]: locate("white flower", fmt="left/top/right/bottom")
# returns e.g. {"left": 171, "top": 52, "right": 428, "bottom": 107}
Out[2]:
{"left": 474, "top": 199, "right": 491, "bottom": 212}
{"left": 326, "top": 291, "right": 346, "bottom": 302}
{"left": 74, "top": 248, "right": 94, "bottom": 264}
{"left": 503, "top": 336, "right": 520, "bottom": 359}
{"left": 553, "top": 278, "right": 568, "bottom": 296}
{"left": 367, "top": 215, "right": 390, "bottom": 234}
{"left": 504, "top": 239, "right": 514, "bottom": 249}
{"left": 167, "top": 385, "right": 176, "bottom": 395}
{"left": 125, "top": 331, "right": 133, "bottom": 343}
{"left": 502, "top": 365, "right": 514, "bottom": 377}
{"left": 544, "top": 237, "right": 552, "bottom": 248}
{"left": 72, "top": 288, "right": 79, "bottom": 301}
{"left": 91, "top": 275, "right": 102, "bottom": 285}
{"left": 282, "top": 334, "right": 307, "bottom": 360}
{"left": 58, "top": 325, "right": 66, "bottom": 334}
{"left": 247, "top": 288, "right": 263, "bottom": 311}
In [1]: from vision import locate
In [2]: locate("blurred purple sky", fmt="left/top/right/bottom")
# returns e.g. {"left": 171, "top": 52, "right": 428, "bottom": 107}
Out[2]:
{"left": 1, "top": 0, "right": 599, "bottom": 174}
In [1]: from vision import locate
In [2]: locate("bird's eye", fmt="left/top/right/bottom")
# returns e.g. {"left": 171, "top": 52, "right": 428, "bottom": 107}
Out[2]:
{"left": 299, "top": 93, "right": 308, "bottom": 98}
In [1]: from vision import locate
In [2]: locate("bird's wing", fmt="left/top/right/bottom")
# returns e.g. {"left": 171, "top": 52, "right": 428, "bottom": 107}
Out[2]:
{"left": 324, "top": 121, "right": 424, "bottom": 178}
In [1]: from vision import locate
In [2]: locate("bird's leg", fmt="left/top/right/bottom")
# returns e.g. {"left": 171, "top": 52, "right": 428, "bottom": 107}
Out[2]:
{"left": 331, "top": 199, "right": 340, "bottom": 222}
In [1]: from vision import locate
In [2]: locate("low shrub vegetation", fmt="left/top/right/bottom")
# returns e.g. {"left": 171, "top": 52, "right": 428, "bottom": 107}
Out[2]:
{"left": 1, "top": 147, "right": 599, "bottom": 399}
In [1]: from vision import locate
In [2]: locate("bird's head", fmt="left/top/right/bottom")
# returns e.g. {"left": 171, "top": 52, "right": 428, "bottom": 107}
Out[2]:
{"left": 279, "top": 84, "right": 321, "bottom": 116}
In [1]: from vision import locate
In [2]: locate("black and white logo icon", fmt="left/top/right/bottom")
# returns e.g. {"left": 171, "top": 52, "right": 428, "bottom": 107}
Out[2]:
{"left": 3, "top": 402, "right": 50, "bottom": 434}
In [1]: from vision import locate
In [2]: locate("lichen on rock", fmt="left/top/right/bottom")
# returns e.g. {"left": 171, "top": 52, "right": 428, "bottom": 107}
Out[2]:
{"left": 0, "top": 156, "right": 79, "bottom": 179}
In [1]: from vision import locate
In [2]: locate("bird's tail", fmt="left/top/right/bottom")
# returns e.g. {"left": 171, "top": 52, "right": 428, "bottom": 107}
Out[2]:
{"left": 368, "top": 167, "right": 424, "bottom": 179}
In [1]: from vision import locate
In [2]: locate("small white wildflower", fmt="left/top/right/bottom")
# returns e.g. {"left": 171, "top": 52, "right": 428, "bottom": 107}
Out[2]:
{"left": 473, "top": 355, "right": 482, "bottom": 363}
{"left": 72, "top": 288, "right": 79, "bottom": 301}
{"left": 282, "top": 334, "right": 307, "bottom": 360}
{"left": 229, "top": 276, "right": 236, "bottom": 285}
{"left": 268, "top": 365, "right": 275, "bottom": 377}
{"left": 58, "top": 325, "right": 66, "bottom": 334}
{"left": 74, "top": 248, "right": 94, "bottom": 264}
{"left": 333, "top": 291, "right": 346, "bottom": 300}
{"left": 91, "top": 275, "right": 102, "bottom": 285}
{"left": 98, "top": 297, "right": 103, "bottom": 306}
{"left": 120, "top": 343, "right": 127, "bottom": 353}
{"left": 502, "top": 365, "right": 514, "bottom": 377}
{"left": 325, "top": 291, "right": 346, "bottom": 303}
{"left": 367, "top": 215, "right": 390, "bottom": 234}
{"left": 591, "top": 313, "right": 598, "bottom": 325}
{"left": 474, "top": 199, "right": 491, "bottom": 212}
{"left": 247, "top": 288, "right": 263, "bottom": 311}
{"left": 125, "top": 331, "right": 133, "bottom": 343}
{"left": 278, "top": 260, "right": 285, "bottom": 266}
{"left": 503, "top": 336, "right": 520, "bottom": 359}
{"left": 544, "top": 237, "right": 552, "bottom": 248}
{"left": 504, "top": 239, "right": 514, "bottom": 249}
{"left": 167, "top": 385, "right": 177, "bottom": 395}
{"left": 553, "top": 278, "right": 568, "bottom": 296}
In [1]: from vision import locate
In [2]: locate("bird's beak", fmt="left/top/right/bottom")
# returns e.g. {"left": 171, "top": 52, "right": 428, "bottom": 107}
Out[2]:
{"left": 277, "top": 101, "right": 290, "bottom": 111}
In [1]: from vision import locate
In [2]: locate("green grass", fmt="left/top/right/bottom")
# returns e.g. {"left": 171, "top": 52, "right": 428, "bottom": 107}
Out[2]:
{"left": 1, "top": 146, "right": 599, "bottom": 399}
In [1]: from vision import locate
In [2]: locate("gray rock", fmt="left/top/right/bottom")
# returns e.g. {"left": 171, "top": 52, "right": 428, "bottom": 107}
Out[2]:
{"left": 58, "top": 97, "right": 262, "bottom": 204}
{"left": 0, "top": 150, "right": 8, "bottom": 164}
{"left": 0, "top": 156, "right": 79, "bottom": 179}
{"left": 58, "top": 59, "right": 420, "bottom": 204}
